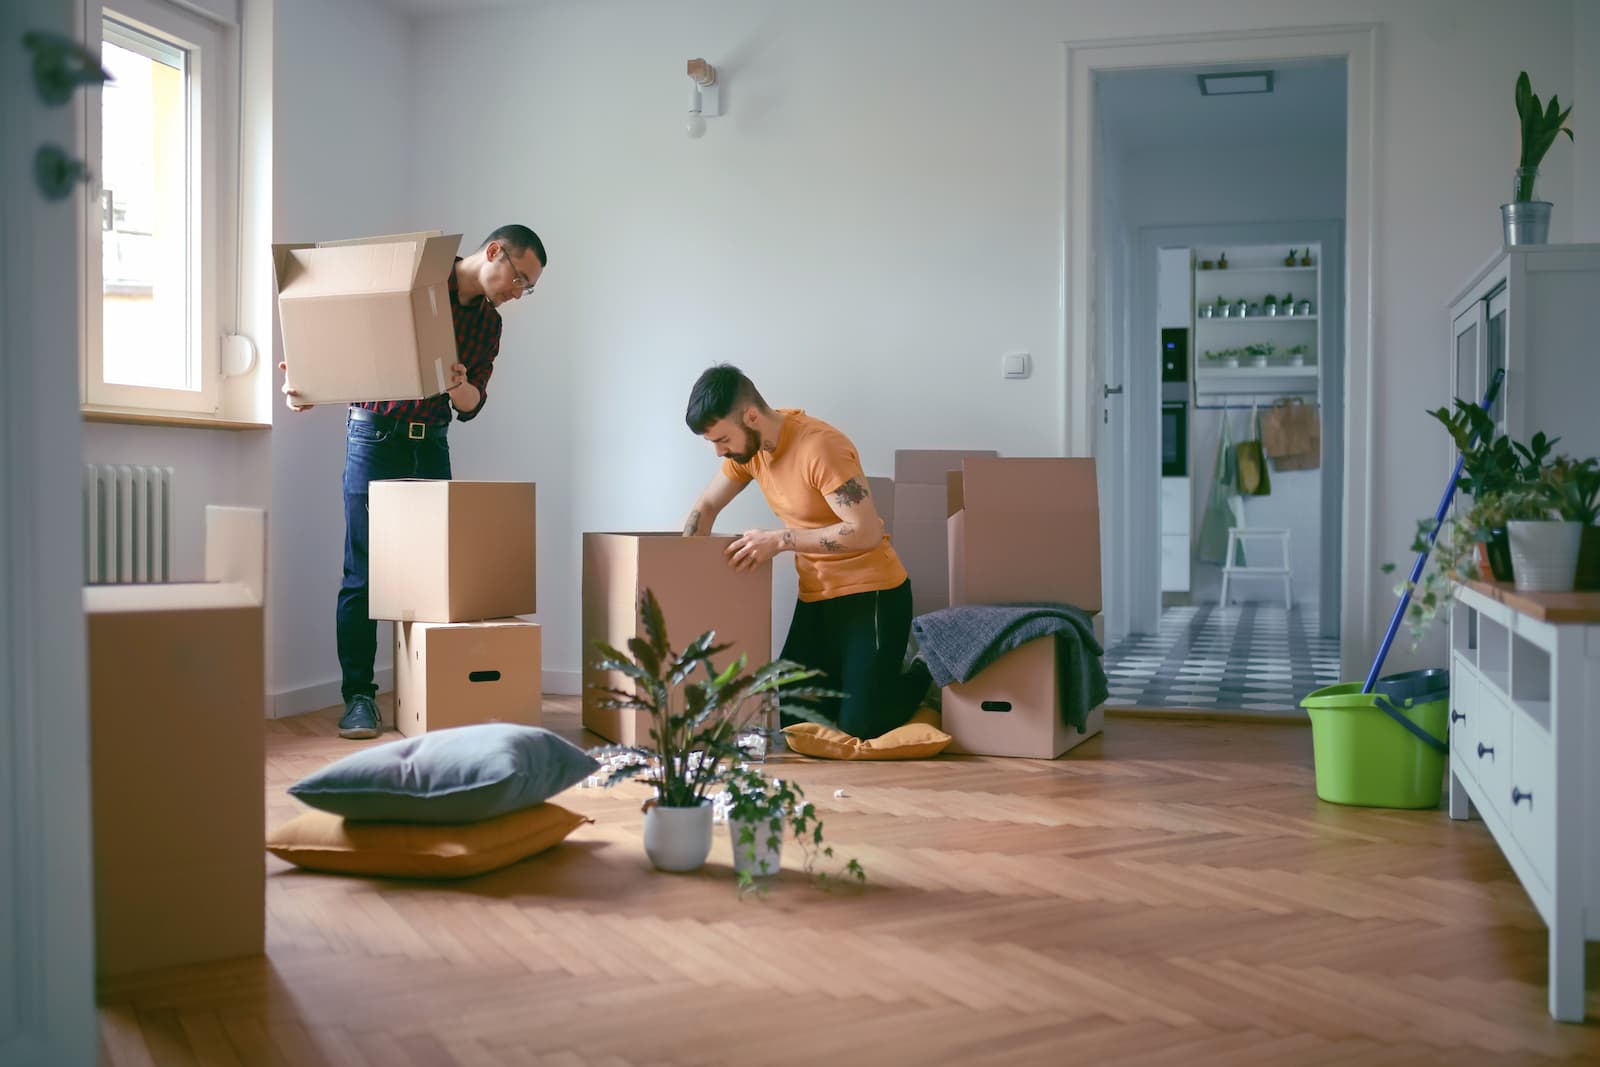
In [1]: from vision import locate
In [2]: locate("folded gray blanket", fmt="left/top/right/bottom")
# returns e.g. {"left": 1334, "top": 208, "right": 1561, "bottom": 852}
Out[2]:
{"left": 911, "top": 603, "right": 1108, "bottom": 732}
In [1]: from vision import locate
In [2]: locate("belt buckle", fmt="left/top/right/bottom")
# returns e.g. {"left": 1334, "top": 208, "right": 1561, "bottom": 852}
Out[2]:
{"left": 408, "top": 422, "right": 426, "bottom": 440}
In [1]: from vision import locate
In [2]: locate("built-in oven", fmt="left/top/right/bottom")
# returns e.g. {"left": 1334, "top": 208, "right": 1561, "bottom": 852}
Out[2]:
{"left": 1161, "top": 401, "right": 1188, "bottom": 477}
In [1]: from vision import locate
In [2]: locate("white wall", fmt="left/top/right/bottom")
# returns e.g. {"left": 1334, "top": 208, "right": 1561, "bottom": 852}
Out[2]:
{"left": 384, "top": 0, "right": 1589, "bottom": 689}
{"left": 268, "top": 0, "right": 416, "bottom": 712}
{"left": 1575, "top": 2, "right": 1599, "bottom": 242}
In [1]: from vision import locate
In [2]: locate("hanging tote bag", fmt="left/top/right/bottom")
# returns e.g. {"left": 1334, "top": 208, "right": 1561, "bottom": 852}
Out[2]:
{"left": 1235, "top": 404, "right": 1272, "bottom": 496}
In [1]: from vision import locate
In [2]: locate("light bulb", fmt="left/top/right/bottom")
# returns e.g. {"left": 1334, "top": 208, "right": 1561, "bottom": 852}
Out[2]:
{"left": 686, "top": 111, "right": 706, "bottom": 139}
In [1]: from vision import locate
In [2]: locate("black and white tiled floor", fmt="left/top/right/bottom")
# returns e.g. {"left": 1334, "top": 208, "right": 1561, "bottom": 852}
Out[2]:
{"left": 1102, "top": 605, "right": 1341, "bottom": 713}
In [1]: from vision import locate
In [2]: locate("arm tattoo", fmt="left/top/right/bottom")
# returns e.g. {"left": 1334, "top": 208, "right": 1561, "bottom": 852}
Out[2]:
{"left": 782, "top": 530, "right": 795, "bottom": 548}
{"left": 839, "top": 523, "right": 855, "bottom": 538}
{"left": 682, "top": 510, "right": 702, "bottom": 536}
{"left": 831, "top": 478, "right": 868, "bottom": 506}
{"left": 820, "top": 537, "right": 843, "bottom": 553}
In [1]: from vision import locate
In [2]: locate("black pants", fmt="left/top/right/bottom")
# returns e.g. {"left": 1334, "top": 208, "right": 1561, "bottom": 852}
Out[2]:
{"left": 779, "top": 579, "right": 932, "bottom": 740}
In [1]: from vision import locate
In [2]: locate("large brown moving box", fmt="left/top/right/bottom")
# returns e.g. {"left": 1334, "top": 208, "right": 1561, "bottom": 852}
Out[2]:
{"left": 394, "top": 619, "right": 542, "bottom": 736}
{"left": 946, "top": 457, "right": 1102, "bottom": 612}
{"left": 272, "top": 231, "right": 462, "bottom": 405}
{"left": 893, "top": 450, "right": 998, "bottom": 617}
{"left": 86, "top": 507, "right": 266, "bottom": 976}
{"left": 583, "top": 533, "right": 772, "bottom": 745}
{"left": 368, "top": 480, "right": 536, "bottom": 623}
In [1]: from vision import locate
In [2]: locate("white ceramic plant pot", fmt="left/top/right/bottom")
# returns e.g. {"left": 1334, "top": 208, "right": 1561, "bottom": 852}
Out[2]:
{"left": 729, "top": 816, "right": 783, "bottom": 878}
{"left": 1507, "top": 520, "right": 1583, "bottom": 592}
{"left": 642, "top": 801, "right": 714, "bottom": 872}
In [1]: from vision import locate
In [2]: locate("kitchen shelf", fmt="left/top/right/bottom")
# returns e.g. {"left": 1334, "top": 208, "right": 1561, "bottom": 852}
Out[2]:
{"left": 1198, "top": 315, "right": 1318, "bottom": 324}
{"left": 1195, "top": 265, "right": 1318, "bottom": 275}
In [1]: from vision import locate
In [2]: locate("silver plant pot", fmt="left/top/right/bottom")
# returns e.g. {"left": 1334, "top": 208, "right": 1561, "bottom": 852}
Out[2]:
{"left": 1501, "top": 201, "right": 1552, "bottom": 246}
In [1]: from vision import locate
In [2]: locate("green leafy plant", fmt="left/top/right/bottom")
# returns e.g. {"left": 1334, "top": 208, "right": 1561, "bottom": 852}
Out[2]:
{"left": 586, "top": 589, "right": 838, "bottom": 809}
{"left": 722, "top": 765, "right": 864, "bottom": 896}
{"left": 1285, "top": 344, "right": 1310, "bottom": 357}
{"left": 1540, "top": 456, "right": 1600, "bottom": 523}
{"left": 1426, "top": 398, "right": 1555, "bottom": 499}
{"left": 1514, "top": 71, "right": 1575, "bottom": 201}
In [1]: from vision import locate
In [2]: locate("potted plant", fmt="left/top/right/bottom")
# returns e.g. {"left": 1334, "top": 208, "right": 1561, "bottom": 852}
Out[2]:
{"left": 1217, "top": 252, "right": 1229, "bottom": 270}
{"left": 1503, "top": 70, "right": 1575, "bottom": 245}
{"left": 1299, "top": 250, "right": 1313, "bottom": 267}
{"left": 587, "top": 589, "right": 839, "bottom": 873}
{"left": 1264, "top": 294, "right": 1279, "bottom": 317}
{"left": 1215, "top": 295, "right": 1230, "bottom": 318}
{"left": 1284, "top": 248, "right": 1298, "bottom": 267}
{"left": 1540, "top": 456, "right": 1600, "bottom": 588}
{"left": 1428, "top": 398, "right": 1556, "bottom": 579}
{"left": 721, "top": 764, "right": 863, "bottom": 895}
{"left": 1281, "top": 292, "right": 1295, "bottom": 317}
{"left": 1285, "top": 343, "right": 1310, "bottom": 366}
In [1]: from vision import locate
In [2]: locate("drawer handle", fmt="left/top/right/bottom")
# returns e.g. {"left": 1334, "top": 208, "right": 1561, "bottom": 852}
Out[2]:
{"left": 1450, "top": 709, "right": 1466, "bottom": 724}
{"left": 1476, "top": 743, "right": 1494, "bottom": 760}
{"left": 1512, "top": 786, "right": 1533, "bottom": 809}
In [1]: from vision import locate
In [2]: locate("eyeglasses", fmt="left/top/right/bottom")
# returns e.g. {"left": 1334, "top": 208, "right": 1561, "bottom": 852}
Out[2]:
{"left": 500, "top": 246, "right": 536, "bottom": 295}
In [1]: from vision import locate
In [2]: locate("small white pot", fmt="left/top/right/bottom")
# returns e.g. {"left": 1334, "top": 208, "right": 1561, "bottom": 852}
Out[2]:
{"left": 642, "top": 801, "right": 713, "bottom": 872}
{"left": 1507, "top": 520, "right": 1583, "bottom": 592}
{"left": 729, "top": 816, "right": 784, "bottom": 878}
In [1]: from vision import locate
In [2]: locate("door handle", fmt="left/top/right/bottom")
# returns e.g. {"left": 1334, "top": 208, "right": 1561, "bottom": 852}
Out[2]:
{"left": 23, "top": 30, "right": 112, "bottom": 107}
{"left": 1103, "top": 384, "right": 1124, "bottom": 398}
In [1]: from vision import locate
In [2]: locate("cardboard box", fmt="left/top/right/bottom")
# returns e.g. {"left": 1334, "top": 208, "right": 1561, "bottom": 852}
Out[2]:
{"left": 582, "top": 533, "right": 772, "bottom": 745}
{"left": 394, "top": 619, "right": 542, "bottom": 736}
{"left": 942, "top": 635, "right": 1105, "bottom": 759}
{"left": 369, "top": 480, "right": 536, "bottom": 622}
{"left": 892, "top": 450, "right": 999, "bottom": 617}
{"left": 947, "top": 457, "right": 1102, "bottom": 612}
{"left": 85, "top": 506, "right": 266, "bottom": 976}
{"left": 272, "top": 230, "right": 461, "bottom": 404}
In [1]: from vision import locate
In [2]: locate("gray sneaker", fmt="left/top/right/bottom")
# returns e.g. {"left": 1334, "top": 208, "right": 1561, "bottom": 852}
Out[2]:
{"left": 338, "top": 694, "right": 380, "bottom": 739}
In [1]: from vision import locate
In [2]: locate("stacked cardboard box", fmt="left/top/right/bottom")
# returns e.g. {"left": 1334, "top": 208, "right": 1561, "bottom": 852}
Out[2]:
{"left": 582, "top": 533, "right": 772, "bottom": 746}
{"left": 86, "top": 506, "right": 267, "bottom": 976}
{"left": 940, "top": 457, "right": 1107, "bottom": 759}
{"left": 369, "top": 480, "right": 541, "bottom": 736}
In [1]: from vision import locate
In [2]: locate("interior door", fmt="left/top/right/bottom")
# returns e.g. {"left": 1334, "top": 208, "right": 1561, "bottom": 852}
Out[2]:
{"left": 1, "top": 4, "right": 97, "bottom": 1063}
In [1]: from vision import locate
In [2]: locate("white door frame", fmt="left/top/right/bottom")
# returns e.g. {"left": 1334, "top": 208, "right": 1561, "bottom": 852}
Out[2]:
{"left": 1, "top": 2, "right": 97, "bottom": 1063}
{"left": 1065, "top": 25, "right": 1376, "bottom": 680}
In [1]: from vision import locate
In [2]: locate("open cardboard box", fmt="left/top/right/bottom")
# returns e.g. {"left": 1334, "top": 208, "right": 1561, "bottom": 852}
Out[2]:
{"left": 582, "top": 533, "right": 772, "bottom": 745}
{"left": 84, "top": 506, "right": 266, "bottom": 976}
{"left": 892, "top": 449, "right": 998, "bottom": 617}
{"left": 272, "top": 230, "right": 462, "bottom": 404}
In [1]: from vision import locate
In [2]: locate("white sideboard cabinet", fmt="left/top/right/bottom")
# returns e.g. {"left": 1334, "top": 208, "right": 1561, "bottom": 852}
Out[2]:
{"left": 1448, "top": 580, "right": 1600, "bottom": 1022}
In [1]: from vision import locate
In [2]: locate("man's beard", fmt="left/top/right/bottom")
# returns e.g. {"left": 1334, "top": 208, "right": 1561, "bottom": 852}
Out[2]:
{"left": 728, "top": 425, "right": 762, "bottom": 463}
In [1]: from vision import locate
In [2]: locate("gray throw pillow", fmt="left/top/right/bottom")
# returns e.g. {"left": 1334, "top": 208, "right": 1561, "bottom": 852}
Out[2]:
{"left": 289, "top": 723, "right": 599, "bottom": 823}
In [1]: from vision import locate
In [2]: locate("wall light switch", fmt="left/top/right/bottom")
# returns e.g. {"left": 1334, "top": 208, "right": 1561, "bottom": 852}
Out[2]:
{"left": 1002, "top": 352, "right": 1031, "bottom": 379}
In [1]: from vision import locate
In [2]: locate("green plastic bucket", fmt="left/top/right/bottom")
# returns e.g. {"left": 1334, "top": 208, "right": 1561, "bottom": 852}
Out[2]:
{"left": 1300, "top": 681, "right": 1449, "bottom": 808}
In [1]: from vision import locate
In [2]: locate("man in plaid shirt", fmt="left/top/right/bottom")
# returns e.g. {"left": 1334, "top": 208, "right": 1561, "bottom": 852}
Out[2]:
{"left": 279, "top": 224, "right": 546, "bottom": 738}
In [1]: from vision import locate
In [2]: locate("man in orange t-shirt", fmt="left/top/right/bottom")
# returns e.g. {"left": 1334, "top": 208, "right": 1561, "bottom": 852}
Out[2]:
{"left": 682, "top": 364, "right": 932, "bottom": 739}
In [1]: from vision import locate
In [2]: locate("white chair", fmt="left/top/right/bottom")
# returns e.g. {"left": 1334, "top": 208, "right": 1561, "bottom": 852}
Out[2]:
{"left": 1219, "top": 527, "right": 1292, "bottom": 609}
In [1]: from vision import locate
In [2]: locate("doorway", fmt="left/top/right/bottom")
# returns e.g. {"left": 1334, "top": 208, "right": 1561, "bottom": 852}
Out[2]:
{"left": 1071, "top": 27, "right": 1377, "bottom": 695}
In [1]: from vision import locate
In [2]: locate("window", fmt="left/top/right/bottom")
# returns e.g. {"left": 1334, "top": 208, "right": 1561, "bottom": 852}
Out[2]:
{"left": 83, "top": 0, "right": 237, "bottom": 416}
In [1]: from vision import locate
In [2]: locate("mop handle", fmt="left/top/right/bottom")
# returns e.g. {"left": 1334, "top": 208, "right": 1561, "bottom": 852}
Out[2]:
{"left": 1362, "top": 368, "right": 1506, "bottom": 694}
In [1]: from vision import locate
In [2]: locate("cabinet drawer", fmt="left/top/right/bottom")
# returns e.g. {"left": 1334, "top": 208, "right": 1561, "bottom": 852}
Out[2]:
{"left": 1450, "top": 666, "right": 1509, "bottom": 812}
{"left": 1160, "top": 478, "right": 1190, "bottom": 535}
{"left": 1507, "top": 707, "right": 1555, "bottom": 888}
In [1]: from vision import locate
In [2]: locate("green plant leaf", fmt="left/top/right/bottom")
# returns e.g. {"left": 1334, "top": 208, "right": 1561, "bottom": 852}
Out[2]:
{"left": 639, "top": 589, "right": 671, "bottom": 660}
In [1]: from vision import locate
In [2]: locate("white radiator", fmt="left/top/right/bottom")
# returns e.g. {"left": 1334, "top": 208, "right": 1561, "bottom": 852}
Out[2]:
{"left": 83, "top": 464, "right": 175, "bottom": 584}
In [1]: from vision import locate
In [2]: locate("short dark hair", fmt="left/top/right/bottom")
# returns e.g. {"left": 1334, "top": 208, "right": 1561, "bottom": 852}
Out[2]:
{"left": 685, "top": 364, "right": 769, "bottom": 434}
{"left": 479, "top": 224, "right": 547, "bottom": 267}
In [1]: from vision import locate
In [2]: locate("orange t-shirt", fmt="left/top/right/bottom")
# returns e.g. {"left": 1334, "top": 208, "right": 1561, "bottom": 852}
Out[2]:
{"left": 722, "top": 410, "right": 907, "bottom": 602}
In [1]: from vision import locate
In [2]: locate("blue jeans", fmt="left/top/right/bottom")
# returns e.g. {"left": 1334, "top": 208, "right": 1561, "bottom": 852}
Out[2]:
{"left": 337, "top": 410, "right": 451, "bottom": 702}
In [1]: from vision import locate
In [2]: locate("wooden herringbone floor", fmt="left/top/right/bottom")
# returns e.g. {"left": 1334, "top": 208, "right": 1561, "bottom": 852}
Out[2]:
{"left": 98, "top": 699, "right": 1600, "bottom": 1065}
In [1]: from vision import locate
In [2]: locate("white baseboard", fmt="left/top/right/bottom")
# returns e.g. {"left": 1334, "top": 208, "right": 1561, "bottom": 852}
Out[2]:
{"left": 269, "top": 666, "right": 582, "bottom": 717}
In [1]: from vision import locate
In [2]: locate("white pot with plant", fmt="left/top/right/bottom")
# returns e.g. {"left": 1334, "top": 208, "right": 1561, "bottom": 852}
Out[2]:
{"left": 587, "top": 590, "right": 851, "bottom": 878}
{"left": 1502, "top": 70, "right": 1575, "bottom": 246}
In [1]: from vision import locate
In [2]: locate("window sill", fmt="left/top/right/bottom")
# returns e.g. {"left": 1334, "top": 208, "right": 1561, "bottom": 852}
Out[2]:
{"left": 82, "top": 407, "right": 271, "bottom": 431}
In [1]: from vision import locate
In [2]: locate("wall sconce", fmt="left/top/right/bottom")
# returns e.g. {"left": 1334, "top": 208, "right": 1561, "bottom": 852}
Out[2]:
{"left": 686, "top": 58, "right": 720, "bottom": 139}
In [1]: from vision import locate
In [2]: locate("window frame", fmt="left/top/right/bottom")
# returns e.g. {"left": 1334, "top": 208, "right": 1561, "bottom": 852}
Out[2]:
{"left": 81, "top": 0, "right": 238, "bottom": 417}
